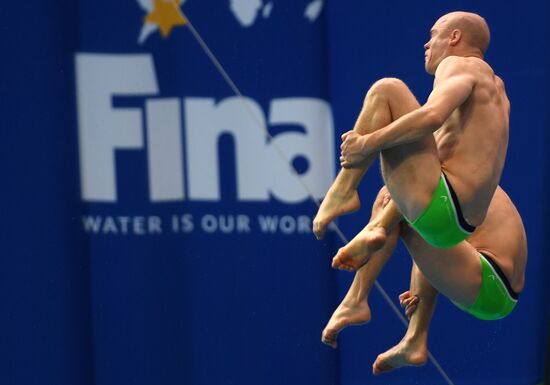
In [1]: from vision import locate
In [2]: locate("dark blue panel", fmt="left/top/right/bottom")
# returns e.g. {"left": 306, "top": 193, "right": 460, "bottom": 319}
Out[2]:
{"left": 75, "top": 1, "right": 338, "bottom": 385}
{"left": 327, "top": 1, "right": 550, "bottom": 384}
{"left": 1, "top": 0, "right": 548, "bottom": 384}
{"left": 0, "top": 1, "right": 93, "bottom": 385}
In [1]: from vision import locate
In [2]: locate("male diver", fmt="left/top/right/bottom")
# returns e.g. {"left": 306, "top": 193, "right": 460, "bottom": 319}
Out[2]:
{"left": 312, "top": 11, "right": 527, "bottom": 372}
{"left": 321, "top": 185, "right": 526, "bottom": 373}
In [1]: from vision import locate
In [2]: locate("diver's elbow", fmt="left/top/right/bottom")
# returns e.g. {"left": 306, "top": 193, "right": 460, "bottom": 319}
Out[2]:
{"left": 422, "top": 107, "right": 446, "bottom": 131}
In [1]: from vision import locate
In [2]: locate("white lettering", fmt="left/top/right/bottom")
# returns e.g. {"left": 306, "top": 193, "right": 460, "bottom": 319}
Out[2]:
{"left": 75, "top": 53, "right": 158, "bottom": 201}
{"left": 279, "top": 215, "right": 296, "bottom": 234}
{"left": 146, "top": 98, "right": 184, "bottom": 201}
{"left": 297, "top": 215, "right": 311, "bottom": 233}
{"left": 103, "top": 217, "right": 118, "bottom": 234}
{"left": 133, "top": 217, "right": 146, "bottom": 235}
{"left": 76, "top": 55, "right": 336, "bottom": 204}
{"left": 181, "top": 214, "right": 194, "bottom": 232}
{"left": 82, "top": 216, "right": 102, "bottom": 233}
{"left": 185, "top": 97, "right": 269, "bottom": 201}
{"left": 148, "top": 216, "right": 163, "bottom": 234}
{"left": 236, "top": 215, "right": 251, "bottom": 233}
{"left": 198, "top": 214, "right": 252, "bottom": 234}
{"left": 118, "top": 216, "right": 131, "bottom": 234}
{"left": 258, "top": 215, "right": 279, "bottom": 233}
{"left": 257, "top": 215, "right": 312, "bottom": 234}
{"left": 81, "top": 215, "right": 163, "bottom": 235}
{"left": 201, "top": 214, "right": 218, "bottom": 233}
{"left": 81, "top": 214, "right": 311, "bottom": 236}
{"left": 267, "top": 98, "right": 335, "bottom": 202}
{"left": 171, "top": 214, "right": 194, "bottom": 233}
{"left": 218, "top": 215, "right": 234, "bottom": 233}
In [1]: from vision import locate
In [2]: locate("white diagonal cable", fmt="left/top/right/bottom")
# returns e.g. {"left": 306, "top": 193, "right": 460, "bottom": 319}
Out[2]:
{"left": 178, "top": 6, "right": 454, "bottom": 385}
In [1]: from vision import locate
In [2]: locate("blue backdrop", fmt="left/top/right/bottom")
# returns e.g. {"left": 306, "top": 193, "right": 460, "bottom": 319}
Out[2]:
{"left": 0, "top": 1, "right": 548, "bottom": 385}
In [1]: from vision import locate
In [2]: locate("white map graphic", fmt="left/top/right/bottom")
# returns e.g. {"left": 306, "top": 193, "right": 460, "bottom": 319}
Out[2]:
{"left": 136, "top": 0, "right": 322, "bottom": 42}
{"left": 229, "top": 0, "right": 273, "bottom": 27}
{"left": 262, "top": 1, "right": 273, "bottom": 18}
{"left": 304, "top": 0, "right": 324, "bottom": 22}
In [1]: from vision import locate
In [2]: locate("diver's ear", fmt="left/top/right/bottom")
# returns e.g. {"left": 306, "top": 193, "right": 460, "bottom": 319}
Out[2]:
{"left": 449, "top": 29, "right": 462, "bottom": 47}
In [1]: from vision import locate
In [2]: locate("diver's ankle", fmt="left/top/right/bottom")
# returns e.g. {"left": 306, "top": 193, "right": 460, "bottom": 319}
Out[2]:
{"left": 403, "top": 330, "right": 428, "bottom": 345}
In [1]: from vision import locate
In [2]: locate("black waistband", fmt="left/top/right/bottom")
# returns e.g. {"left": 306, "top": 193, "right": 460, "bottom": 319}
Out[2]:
{"left": 480, "top": 252, "right": 520, "bottom": 300}
{"left": 441, "top": 172, "right": 476, "bottom": 233}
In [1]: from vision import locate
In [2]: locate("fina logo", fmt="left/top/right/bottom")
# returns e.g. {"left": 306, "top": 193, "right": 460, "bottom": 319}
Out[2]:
{"left": 74, "top": 1, "right": 334, "bottom": 205}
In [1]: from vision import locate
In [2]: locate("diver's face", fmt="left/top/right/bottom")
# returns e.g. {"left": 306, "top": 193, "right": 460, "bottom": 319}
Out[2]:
{"left": 424, "top": 18, "right": 449, "bottom": 74}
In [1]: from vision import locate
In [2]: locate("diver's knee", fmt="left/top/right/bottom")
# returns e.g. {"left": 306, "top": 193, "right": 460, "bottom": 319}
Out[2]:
{"left": 375, "top": 185, "right": 390, "bottom": 201}
{"left": 367, "top": 78, "right": 409, "bottom": 100}
{"left": 371, "top": 186, "right": 391, "bottom": 217}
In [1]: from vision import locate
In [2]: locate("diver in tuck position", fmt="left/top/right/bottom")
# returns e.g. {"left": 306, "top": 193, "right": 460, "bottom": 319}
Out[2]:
{"left": 321, "top": 185, "right": 526, "bottom": 373}
{"left": 312, "top": 11, "right": 527, "bottom": 373}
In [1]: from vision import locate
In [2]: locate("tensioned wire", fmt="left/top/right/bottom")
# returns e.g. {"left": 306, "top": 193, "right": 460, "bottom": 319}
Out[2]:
{"left": 177, "top": 6, "right": 454, "bottom": 385}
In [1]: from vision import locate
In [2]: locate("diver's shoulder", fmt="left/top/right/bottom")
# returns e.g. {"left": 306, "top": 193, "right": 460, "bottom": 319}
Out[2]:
{"left": 493, "top": 74, "right": 506, "bottom": 90}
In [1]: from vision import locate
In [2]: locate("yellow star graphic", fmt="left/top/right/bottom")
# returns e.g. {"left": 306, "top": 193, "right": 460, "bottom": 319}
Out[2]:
{"left": 145, "top": 0, "right": 187, "bottom": 38}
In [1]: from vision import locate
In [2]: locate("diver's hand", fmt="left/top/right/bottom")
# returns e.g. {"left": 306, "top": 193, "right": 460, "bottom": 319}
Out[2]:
{"left": 340, "top": 131, "right": 373, "bottom": 168}
{"left": 399, "top": 291, "right": 419, "bottom": 319}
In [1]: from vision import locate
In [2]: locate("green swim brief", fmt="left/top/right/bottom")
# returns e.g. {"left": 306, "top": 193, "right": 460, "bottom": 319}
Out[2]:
{"left": 406, "top": 172, "right": 476, "bottom": 249}
{"left": 454, "top": 253, "right": 519, "bottom": 320}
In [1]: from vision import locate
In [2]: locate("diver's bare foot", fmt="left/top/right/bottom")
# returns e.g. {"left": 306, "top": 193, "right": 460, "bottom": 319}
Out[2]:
{"left": 313, "top": 188, "right": 360, "bottom": 240}
{"left": 332, "top": 225, "right": 386, "bottom": 271}
{"left": 372, "top": 337, "right": 428, "bottom": 375}
{"left": 321, "top": 300, "right": 371, "bottom": 348}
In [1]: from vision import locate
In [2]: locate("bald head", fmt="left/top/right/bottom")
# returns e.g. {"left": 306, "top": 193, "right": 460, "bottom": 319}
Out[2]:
{"left": 437, "top": 12, "right": 491, "bottom": 54}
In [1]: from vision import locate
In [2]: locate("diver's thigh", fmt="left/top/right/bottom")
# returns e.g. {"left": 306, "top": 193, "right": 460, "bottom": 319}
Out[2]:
{"left": 401, "top": 225, "right": 482, "bottom": 306}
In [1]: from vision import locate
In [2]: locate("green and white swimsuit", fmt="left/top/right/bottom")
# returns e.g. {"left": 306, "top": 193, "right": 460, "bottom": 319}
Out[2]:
{"left": 455, "top": 252, "right": 519, "bottom": 320}
{"left": 405, "top": 172, "right": 519, "bottom": 320}
{"left": 406, "top": 172, "right": 476, "bottom": 249}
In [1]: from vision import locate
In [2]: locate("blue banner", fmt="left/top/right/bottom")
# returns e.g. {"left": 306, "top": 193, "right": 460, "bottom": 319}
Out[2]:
{"left": 1, "top": 1, "right": 548, "bottom": 385}
{"left": 75, "top": 1, "right": 337, "bottom": 385}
